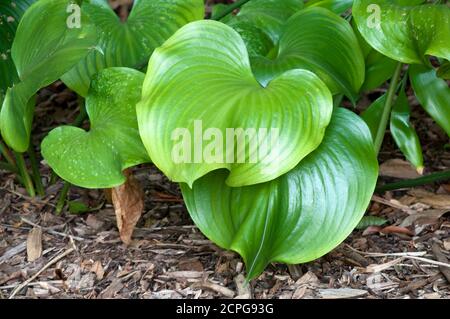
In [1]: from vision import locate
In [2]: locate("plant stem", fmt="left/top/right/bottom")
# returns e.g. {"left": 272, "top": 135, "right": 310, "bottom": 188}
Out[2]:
{"left": 56, "top": 182, "right": 71, "bottom": 215}
{"left": 28, "top": 145, "right": 45, "bottom": 197}
{"left": 376, "top": 170, "right": 450, "bottom": 192}
{"left": 0, "top": 140, "right": 15, "bottom": 167}
{"left": 373, "top": 62, "right": 403, "bottom": 155}
{"left": 211, "top": 0, "right": 251, "bottom": 21}
{"left": 15, "top": 152, "right": 35, "bottom": 197}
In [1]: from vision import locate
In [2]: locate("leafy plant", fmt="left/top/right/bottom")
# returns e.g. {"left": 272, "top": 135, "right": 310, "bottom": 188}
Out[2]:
{"left": 1, "top": 0, "right": 448, "bottom": 281}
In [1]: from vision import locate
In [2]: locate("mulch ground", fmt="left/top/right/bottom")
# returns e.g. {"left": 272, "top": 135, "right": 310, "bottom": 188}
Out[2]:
{"left": 0, "top": 79, "right": 449, "bottom": 299}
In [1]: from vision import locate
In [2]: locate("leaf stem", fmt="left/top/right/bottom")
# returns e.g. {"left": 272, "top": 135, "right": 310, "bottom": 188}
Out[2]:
{"left": 28, "top": 145, "right": 45, "bottom": 197}
{"left": 0, "top": 140, "right": 16, "bottom": 167}
{"left": 14, "top": 152, "right": 35, "bottom": 197}
{"left": 56, "top": 182, "right": 71, "bottom": 215}
{"left": 376, "top": 170, "right": 450, "bottom": 192}
{"left": 211, "top": 0, "right": 251, "bottom": 21}
{"left": 374, "top": 62, "right": 403, "bottom": 155}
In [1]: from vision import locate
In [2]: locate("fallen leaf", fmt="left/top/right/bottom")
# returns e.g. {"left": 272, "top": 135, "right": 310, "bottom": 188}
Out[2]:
{"left": 380, "top": 159, "right": 421, "bottom": 179}
{"left": 410, "top": 189, "right": 450, "bottom": 209}
{"left": 380, "top": 225, "right": 414, "bottom": 236}
{"left": 26, "top": 227, "right": 42, "bottom": 262}
{"left": 318, "top": 288, "right": 368, "bottom": 299}
{"left": 85, "top": 214, "right": 105, "bottom": 230}
{"left": 111, "top": 170, "right": 144, "bottom": 245}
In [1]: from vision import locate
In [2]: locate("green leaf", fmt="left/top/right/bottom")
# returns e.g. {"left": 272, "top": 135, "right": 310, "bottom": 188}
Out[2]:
{"left": 390, "top": 84, "right": 423, "bottom": 171}
{"left": 42, "top": 68, "right": 150, "bottom": 189}
{"left": 305, "top": 0, "right": 353, "bottom": 14}
{"left": 251, "top": 7, "right": 365, "bottom": 102}
{"left": 437, "top": 61, "right": 450, "bottom": 80}
{"left": 361, "top": 94, "right": 386, "bottom": 141}
{"left": 355, "top": 216, "right": 387, "bottom": 230}
{"left": 137, "top": 20, "right": 333, "bottom": 188}
{"left": 0, "top": 0, "right": 36, "bottom": 95}
{"left": 61, "top": 0, "right": 205, "bottom": 97}
{"left": 221, "top": 0, "right": 303, "bottom": 56}
{"left": 68, "top": 201, "right": 90, "bottom": 214}
{"left": 353, "top": 0, "right": 450, "bottom": 64}
{"left": 410, "top": 64, "right": 450, "bottom": 138}
{"left": 181, "top": 108, "right": 378, "bottom": 279}
{"left": 0, "top": 0, "right": 97, "bottom": 152}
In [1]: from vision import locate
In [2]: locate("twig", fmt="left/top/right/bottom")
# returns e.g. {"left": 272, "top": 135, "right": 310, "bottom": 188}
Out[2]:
{"left": 431, "top": 243, "right": 450, "bottom": 283}
{"left": 9, "top": 246, "right": 75, "bottom": 298}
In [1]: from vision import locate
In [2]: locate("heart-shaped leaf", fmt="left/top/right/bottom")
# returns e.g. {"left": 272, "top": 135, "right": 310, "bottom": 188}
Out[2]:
{"left": 251, "top": 7, "right": 365, "bottom": 102}
{"left": 0, "top": 0, "right": 36, "bottom": 96}
{"left": 353, "top": 0, "right": 450, "bottom": 64}
{"left": 137, "top": 20, "right": 333, "bottom": 188}
{"left": 42, "top": 67, "right": 150, "bottom": 189}
{"left": 410, "top": 64, "right": 450, "bottom": 138}
{"left": 61, "top": 0, "right": 205, "bottom": 97}
{"left": 181, "top": 108, "right": 378, "bottom": 279}
{"left": 0, "top": 0, "right": 97, "bottom": 152}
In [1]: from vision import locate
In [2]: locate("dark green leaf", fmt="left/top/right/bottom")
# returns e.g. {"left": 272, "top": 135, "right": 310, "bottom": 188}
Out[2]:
{"left": 355, "top": 216, "right": 387, "bottom": 230}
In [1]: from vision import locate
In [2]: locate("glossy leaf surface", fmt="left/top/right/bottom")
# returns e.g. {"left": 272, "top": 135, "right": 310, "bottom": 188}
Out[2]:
{"left": 181, "top": 108, "right": 378, "bottom": 279}
{"left": 61, "top": 0, "right": 205, "bottom": 96}
{"left": 0, "top": 0, "right": 97, "bottom": 152}
{"left": 410, "top": 65, "right": 450, "bottom": 138}
{"left": 353, "top": 0, "right": 450, "bottom": 64}
{"left": 137, "top": 20, "right": 333, "bottom": 188}
{"left": 42, "top": 68, "right": 150, "bottom": 189}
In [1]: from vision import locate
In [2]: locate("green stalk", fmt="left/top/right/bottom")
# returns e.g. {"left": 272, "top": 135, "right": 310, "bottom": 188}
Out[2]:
{"left": 373, "top": 62, "right": 403, "bottom": 155}
{"left": 56, "top": 182, "right": 71, "bottom": 215}
{"left": 377, "top": 170, "right": 450, "bottom": 192}
{"left": 15, "top": 152, "right": 35, "bottom": 197}
{"left": 28, "top": 145, "right": 45, "bottom": 197}
{"left": 0, "top": 140, "right": 15, "bottom": 167}
{"left": 211, "top": 0, "right": 251, "bottom": 21}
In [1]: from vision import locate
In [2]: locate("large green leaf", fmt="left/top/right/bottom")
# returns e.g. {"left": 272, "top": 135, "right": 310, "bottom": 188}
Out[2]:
{"left": 61, "top": 0, "right": 205, "bottom": 97}
{"left": 353, "top": 0, "right": 450, "bottom": 64}
{"left": 390, "top": 84, "right": 423, "bottom": 171}
{"left": 181, "top": 108, "right": 378, "bottom": 279}
{"left": 0, "top": 0, "right": 36, "bottom": 96}
{"left": 0, "top": 0, "right": 97, "bottom": 152}
{"left": 361, "top": 94, "right": 385, "bottom": 141}
{"left": 137, "top": 20, "right": 333, "bottom": 188}
{"left": 410, "top": 64, "right": 450, "bottom": 138}
{"left": 41, "top": 68, "right": 149, "bottom": 189}
{"left": 251, "top": 7, "right": 365, "bottom": 102}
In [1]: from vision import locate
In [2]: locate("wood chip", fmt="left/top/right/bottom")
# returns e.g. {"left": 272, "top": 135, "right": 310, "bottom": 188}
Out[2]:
{"left": 318, "top": 288, "right": 368, "bottom": 299}
{"left": 400, "top": 209, "right": 450, "bottom": 227}
{"left": 91, "top": 260, "right": 105, "bottom": 281}
{"left": 0, "top": 242, "right": 26, "bottom": 264}
{"left": 431, "top": 243, "right": 450, "bottom": 284}
{"left": 193, "top": 281, "right": 235, "bottom": 298}
{"left": 166, "top": 271, "right": 205, "bottom": 279}
{"left": 365, "top": 257, "right": 404, "bottom": 273}
{"left": 234, "top": 274, "right": 251, "bottom": 299}
{"left": 26, "top": 227, "right": 42, "bottom": 262}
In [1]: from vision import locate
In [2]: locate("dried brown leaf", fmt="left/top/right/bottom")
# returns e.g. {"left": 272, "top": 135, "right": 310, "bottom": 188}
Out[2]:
{"left": 111, "top": 170, "right": 144, "bottom": 245}
{"left": 380, "top": 159, "right": 422, "bottom": 179}
{"left": 380, "top": 225, "right": 415, "bottom": 236}
{"left": 410, "top": 189, "right": 450, "bottom": 209}
{"left": 26, "top": 227, "right": 42, "bottom": 262}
